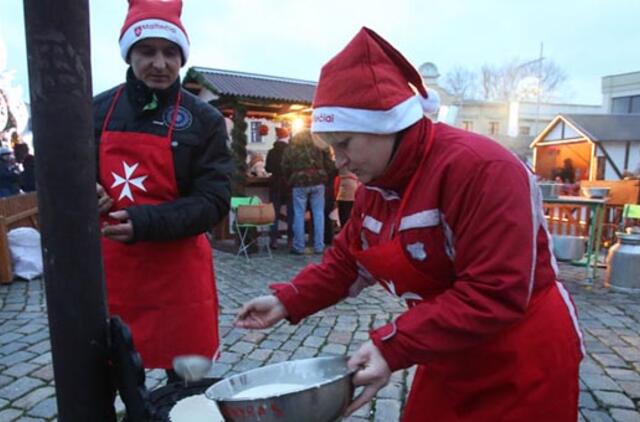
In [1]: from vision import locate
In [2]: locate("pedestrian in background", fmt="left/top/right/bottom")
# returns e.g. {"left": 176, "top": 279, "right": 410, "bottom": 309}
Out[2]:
{"left": 336, "top": 167, "right": 359, "bottom": 227}
{"left": 281, "top": 129, "right": 329, "bottom": 255}
{"left": 265, "top": 127, "right": 292, "bottom": 249}
{"left": 93, "top": 0, "right": 232, "bottom": 381}
{"left": 14, "top": 143, "right": 35, "bottom": 192}
{"left": 321, "top": 145, "right": 338, "bottom": 245}
{"left": 0, "top": 147, "right": 21, "bottom": 197}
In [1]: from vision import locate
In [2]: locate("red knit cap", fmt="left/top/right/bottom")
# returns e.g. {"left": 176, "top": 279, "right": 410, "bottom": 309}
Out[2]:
{"left": 119, "top": 0, "right": 190, "bottom": 65}
{"left": 312, "top": 27, "right": 439, "bottom": 134}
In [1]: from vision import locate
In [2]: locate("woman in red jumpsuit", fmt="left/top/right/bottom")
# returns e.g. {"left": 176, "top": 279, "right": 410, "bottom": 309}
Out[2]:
{"left": 235, "top": 27, "right": 583, "bottom": 421}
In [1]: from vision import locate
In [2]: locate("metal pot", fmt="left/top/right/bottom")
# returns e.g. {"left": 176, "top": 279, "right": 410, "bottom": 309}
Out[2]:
{"left": 206, "top": 356, "right": 354, "bottom": 422}
{"left": 552, "top": 235, "right": 586, "bottom": 261}
{"left": 538, "top": 182, "right": 562, "bottom": 199}
{"left": 605, "top": 232, "right": 640, "bottom": 293}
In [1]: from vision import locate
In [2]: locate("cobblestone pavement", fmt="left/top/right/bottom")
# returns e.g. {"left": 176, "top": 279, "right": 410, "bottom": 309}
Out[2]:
{"left": 0, "top": 248, "right": 638, "bottom": 421}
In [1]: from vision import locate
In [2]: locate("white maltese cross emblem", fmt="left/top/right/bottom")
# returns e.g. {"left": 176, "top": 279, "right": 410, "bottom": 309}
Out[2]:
{"left": 111, "top": 161, "right": 148, "bottom": 202}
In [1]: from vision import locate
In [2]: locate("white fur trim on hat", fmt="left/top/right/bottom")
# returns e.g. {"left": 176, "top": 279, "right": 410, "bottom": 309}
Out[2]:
{"left": 119, "top": 18, "right": 190, "bottom": 63}
{"left": 420, "top": 89, "right": 441, "bottom": 114}
{"left": 312, "top": 95, "right": 425, "bottom": 134}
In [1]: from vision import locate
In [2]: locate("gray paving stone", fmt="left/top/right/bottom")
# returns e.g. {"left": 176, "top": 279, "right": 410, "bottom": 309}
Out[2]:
{"left": 607, "top": 369, "right": 640, "bottom": 383}
{"left": 0, "top": 408, "right": 22, "bottom": 421}
{"left": 0, "top": 333, "right": 23, "bottom": 345}
{"left": 582, "top": 373, "right": 623, "bottom": 391}
{"left": 610, "top": 409, "right": 640, "bottom": 422}
{"left": 582, "top": 409, "right": 616, "bottom": 422}
{"left": 302, "top": 336, "right": 325, "bottom": 348}
{"left": 378, "top": 382, "right": 403, "bottom": 400}
{"left": 0, "top": 375, "right": 13, "bottom": 388}
{"left": 247, "top": 348, "right": 271, "bottom": 361}
{"left": 373, "top": 398, "right": 402, "bottom": 422}
{"left": 0, "top": 343, "right": 30, "bottom": 357}
{"left": 592, "top": 390, "right": 636, "bottom": 409}
{"left": 228, "top": 341, "right": 254, "bottom": 354}
{"left": 320, "top": 343, "right": 348, "bottom": 355}
{"left": 12, "top": 386, "right": 54, "bottom": 410}
{"left": 28, "top": 366, "right": 52, "bottom": 382}
{"left": 618, "top": 381, "right": 640, "bottom": 400}
{"left": 0, "top": 378, "right": 43, "bottom": 401}
{"left": 26, "top": 397, "right": 56, "bottom": 419}
{"left": 592, "top": 353, "right": 629, "bottom": 369}
{"left": 3, "top": 363, "right": 37, "bottom": 378}
{"left": 580, "top": 391, "right": 600, "bottom": 410}
{"left": 0, "top": 352, "right": 35, "bottom": 367}
{"left": 290, "top": 346, "right": 317, "bottom": 360}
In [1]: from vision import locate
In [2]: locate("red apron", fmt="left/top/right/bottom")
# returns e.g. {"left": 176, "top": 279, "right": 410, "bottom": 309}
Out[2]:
{"left": 352, "top": 121, "right": 582, "bottom": 421}
{"left": 99, "top": 86, "right": 219, "bottom": 369}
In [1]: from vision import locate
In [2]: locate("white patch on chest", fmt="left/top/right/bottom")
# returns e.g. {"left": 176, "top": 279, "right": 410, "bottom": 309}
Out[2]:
{"left": 406, "top": 242, "right": 427, "bottom": 261}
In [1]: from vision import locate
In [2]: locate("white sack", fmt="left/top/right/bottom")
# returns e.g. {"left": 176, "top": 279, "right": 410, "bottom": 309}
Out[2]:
{"left": 7, "top": 227, "right": 43, "bottom": 280}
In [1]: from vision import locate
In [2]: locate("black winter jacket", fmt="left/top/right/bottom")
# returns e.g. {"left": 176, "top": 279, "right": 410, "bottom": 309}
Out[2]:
{"left": 93, "top": 69, "right": 232, "bottom": 242}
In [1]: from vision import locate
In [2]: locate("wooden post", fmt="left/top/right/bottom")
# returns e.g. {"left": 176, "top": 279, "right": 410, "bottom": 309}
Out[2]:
{"left": 23, "top": 1, "right": 116, "bottom": 420}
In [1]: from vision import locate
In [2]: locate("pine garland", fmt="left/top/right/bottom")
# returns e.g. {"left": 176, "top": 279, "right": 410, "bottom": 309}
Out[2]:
{"left": 231, "top": 105, "right": 248, "bottom": 195}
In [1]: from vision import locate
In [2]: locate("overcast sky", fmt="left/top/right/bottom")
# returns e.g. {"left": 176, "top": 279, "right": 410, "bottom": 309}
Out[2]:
{"left": 1, "top": 0, "right": 639, "bottom": 105}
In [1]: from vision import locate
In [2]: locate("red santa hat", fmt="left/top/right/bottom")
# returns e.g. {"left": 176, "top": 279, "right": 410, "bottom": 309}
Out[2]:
{"left": 312, "top": 27, "right": 440, "bottom": 134}
{"left": 119, "top": 0, "right": 190, "bottom": 65}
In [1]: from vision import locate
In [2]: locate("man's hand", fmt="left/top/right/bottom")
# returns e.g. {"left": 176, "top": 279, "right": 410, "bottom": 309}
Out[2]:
{"left": 345, "top": 341, "right": 392, "bottom": 416}
{"left": 102, "top": 210, "right": 134, "bottom": 243}
{"left": 96, "top": 183, "right": 113, "bottom": 214}
{"left": 234, "top": 295, "right": 288, "bottom": 329}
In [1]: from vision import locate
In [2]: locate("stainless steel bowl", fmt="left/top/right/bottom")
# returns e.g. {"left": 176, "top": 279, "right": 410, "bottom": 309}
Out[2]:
{"left": 552, "top": 234, "right": 587, "bottom": 261}
{"left": 205, "top": 356, "right": 354, "bottom": 422}
{"left": 538, "top": 182, "right": 562, "bottom": 199}
{"left": 581, "top": 186, "right": 610, "bottom": 199}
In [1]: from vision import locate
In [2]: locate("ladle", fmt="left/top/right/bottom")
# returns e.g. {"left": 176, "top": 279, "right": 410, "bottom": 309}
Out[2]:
{"left": 172, "top": 355, "right": 213, "bottom": 384}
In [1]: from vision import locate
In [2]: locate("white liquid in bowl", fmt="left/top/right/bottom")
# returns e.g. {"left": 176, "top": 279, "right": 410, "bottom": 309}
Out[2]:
{"left": 169, "top": 394, "right": 224, "bottom": 422}
{"left": 232, "top": 383, "right": 306, "bottom": 399}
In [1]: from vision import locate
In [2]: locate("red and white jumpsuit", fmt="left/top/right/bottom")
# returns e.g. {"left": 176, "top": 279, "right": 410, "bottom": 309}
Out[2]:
{"left": 272, "top": 118, "right": 583, "bottom": 421}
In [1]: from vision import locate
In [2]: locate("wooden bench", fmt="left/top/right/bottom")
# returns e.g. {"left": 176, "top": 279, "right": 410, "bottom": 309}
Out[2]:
{"left": 0, "top": 192, "right": 39, "bottom": 283}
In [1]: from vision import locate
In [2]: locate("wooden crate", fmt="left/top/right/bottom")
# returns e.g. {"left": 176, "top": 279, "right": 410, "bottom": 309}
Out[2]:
{"left": 0, "top": 192, "right": 39, "bottom": 283}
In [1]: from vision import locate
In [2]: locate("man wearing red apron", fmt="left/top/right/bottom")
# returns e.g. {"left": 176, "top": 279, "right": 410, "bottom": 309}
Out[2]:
{"left": 236, "top": 27, "right": 582, "bottom": 421}
{"left": 94, "top": 0, "right": 231, "bottom": 375}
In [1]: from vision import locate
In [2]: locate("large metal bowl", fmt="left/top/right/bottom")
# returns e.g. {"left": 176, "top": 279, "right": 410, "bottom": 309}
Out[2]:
{"left": 205, "top": 356, "right": 354, "bottom": 422}
{"left": 552, "top": 234, "right": 587, "bottom": 261}
{"left": 538, "top": 182, "right": 562, "bottom": 199}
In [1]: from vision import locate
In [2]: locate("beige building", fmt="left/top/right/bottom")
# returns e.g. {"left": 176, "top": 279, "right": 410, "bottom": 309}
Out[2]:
{"left": 602, "top": 70, "right": 640, "bottom": 114}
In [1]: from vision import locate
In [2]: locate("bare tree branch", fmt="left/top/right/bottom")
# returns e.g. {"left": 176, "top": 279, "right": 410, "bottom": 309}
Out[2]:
{"left": 443, "top": 66, "right": 477, "bottom": 101}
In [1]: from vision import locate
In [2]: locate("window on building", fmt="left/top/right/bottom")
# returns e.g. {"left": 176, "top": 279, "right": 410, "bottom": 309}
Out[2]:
{"left": 249, "top": 121, "right": 264, "bottom": 143}
{"left": 632, "top": 96, "right": 640, "bottom": 113}
{"left": 612, "top": 95, "right": 640, "bottom": 114}
{"left": 462, "top": 121, "right": 473, "bottom": 131}
{"left": 518, "top": 126, "right": 531, "bottom": 136}
{"left": 489, "top": 121, "right": 500, "bottom": 135}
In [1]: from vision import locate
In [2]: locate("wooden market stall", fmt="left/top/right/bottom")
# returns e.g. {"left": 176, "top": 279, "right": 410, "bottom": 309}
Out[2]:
{"left": 530, "top": 113, "right": 640, "bottom": 181}
{"left": 532, "top": 114, "right": 640, "bottom": 250}
{"left": 182, "top": 67, "right": 316, "bottom": 242}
